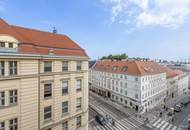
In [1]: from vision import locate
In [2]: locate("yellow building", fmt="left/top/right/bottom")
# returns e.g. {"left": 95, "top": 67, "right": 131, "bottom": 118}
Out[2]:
{"left": 0, "top": 18, "right": 89, "bottom": 130}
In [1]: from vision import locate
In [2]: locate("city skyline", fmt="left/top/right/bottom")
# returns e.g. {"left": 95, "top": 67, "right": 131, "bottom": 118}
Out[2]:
{"left": 1, "top": 0, "right": 190, "bottom": 60}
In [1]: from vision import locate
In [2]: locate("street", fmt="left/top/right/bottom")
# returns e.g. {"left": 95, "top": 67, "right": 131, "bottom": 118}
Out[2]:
{"left": 89, "top": 92, "right": 151, "bottom": 130}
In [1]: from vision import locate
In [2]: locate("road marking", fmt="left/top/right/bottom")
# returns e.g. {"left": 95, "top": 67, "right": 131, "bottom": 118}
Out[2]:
{"left": 157, "top": 120, "right": 166, "bottom": 128}
{"left": 171, "top": 126, "right": 177, "bottom": 130}
{"left": 166, "top": 124, "right": 173, "bottom": 130}
{"left": 160, "top": 122, "right": 169, "bottom": 130}
{"left": 153, "top": 118, "right": 162, "bottom": 126}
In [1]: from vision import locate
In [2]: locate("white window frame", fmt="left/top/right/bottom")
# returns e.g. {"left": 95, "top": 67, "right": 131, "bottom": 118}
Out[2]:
{"left": 0, "top": 91, "right": 5, "bottom": 106}
{"left": 9, "top": 61, "right": 17, "bottom": 75}
{"left": 62, "top": 101, "right": 68, "bottom": 114}
{"left": 44, "top": 106, "right": 52, "bottom": 120}
{"left": 62, "top": 121, "right": 68, "bottom": 130}
{"left": 9, "top": 90, "right": 17, "bottom": 105}
{"left": 9, "top": 118, "right": 17, "bottom": 130}
{"left": 44, "top": 83, "right": 52, "bottom": 98}
{"left": 0, "top": 61, "right": 5, "bottom": 76}
{"left": 62, "top": 81, "right": 68, "bottom": 95}
{"left": 76, "top": 116, "right": 81, "bottom": 128}
{"left": 76, "top": 97, "right": 82, "bottom": 110}
{"left": 62, "top": 61, "right": 68, "bottom": 71}
{"left": 76, "top": 79, "right": 82, "bottom": 91}
{"left": 76, "top": 61, "right": 82, "bottom": 71}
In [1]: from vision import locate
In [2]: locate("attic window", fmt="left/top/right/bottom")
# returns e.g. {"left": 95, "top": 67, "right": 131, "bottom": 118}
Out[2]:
{"left": 122, "top": 66, "right": 128, "bottom": 71}
{"left": 49, "top": 49, "right": 54, "bottom": 55}
{"left": 112, "top": 66, "right": 118, "bottom": 71}
{"left": 9, "top": 43, "right": 14, "bottom": 48}
{"left": 0, "top": 42, "right": 5, "bottom": 48}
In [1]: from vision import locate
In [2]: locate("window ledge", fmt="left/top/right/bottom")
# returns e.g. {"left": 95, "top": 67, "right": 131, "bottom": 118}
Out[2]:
{"left": 43, "top": 119, "right": 53, "bottom": 124}
{"left": 62, "top": 93, "right": 68, "bottom": 96}
{"left": 0, "top": 104, "right": 17, "bottom": 109}
{"left": 44, "top": 97, "right": 52, "bottom": 100}
{"left": 76, "top": 108, "right": 82, "bottom": 112}
{"left": 62, "top": 112, "right": 69, "bottom": 118}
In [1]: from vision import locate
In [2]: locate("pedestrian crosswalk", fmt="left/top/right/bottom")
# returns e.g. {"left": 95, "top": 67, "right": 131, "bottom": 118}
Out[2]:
{"left": 150, "top": 118, "right": 177, "bottom": 130}
{"left": 90, "top": 121, "right": 130, "bottom": 130}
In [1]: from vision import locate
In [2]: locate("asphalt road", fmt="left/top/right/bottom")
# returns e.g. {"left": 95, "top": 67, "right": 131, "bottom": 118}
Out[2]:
{"left": 89, "top": 92, "right": 150, "bottom": 130}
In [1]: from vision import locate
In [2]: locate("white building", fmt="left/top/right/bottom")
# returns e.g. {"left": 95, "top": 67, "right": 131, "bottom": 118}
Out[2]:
{"left": 89, "top": 60, "right": 168, "bottom": 113}
{"left": 163, "top": 67, "right": 189, "bottom": 100}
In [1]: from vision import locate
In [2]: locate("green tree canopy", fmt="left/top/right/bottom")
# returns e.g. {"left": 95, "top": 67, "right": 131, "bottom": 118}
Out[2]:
{"left": 100, "top": 53, "right": 128, "bottom": 60}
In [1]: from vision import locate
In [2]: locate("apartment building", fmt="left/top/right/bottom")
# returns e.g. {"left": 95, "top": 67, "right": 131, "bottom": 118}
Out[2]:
{"left": 0, "top": 18, "right": 89, "bottom": 130}
{"left": 89, "top": 60, "right": 167, "bottom": 113}
{"left": 163, "top": 67, "right": 189, "bottom": 100}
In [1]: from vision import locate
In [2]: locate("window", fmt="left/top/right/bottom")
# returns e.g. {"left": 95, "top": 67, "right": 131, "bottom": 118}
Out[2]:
{"left": 0, "top": 42, "right": 5, "bottom": 48}
{"left": 76, "top": 79, "right": 82, "bottom": 91}
{"left": 76, "top": 61, "right": 82, "bottom": 71}
{"left": 62, "top": 121, "right": 68, "bottom": 130}
{"left": 125, "top": 83, "right": 127, "bottom": 88}
{"left": 62, "top": 81, "right": 68, "bottom": 95}
{"left": 62, "top": 101, "right": 68, "bottom": 114}
{"left": 125, "top": 90, "right": 127, "bottom": 96}
{"left": 9, "top": 61, "right": 17, "bottom": 75}
{"left": 76, "top": 116, "right": 81, "bottom": 128}
{"left": 44, "top": 106, "right": 52, "bottom": 120}
{"left": 9, "top": 90, "right": 17, "bottom": 105}
{"left": 44, "top": 83, "right": 52, "bottom": 98}
{"left": 0, "top": 61, "right": 5, "bottom": 76}
{"left": 120, "top": 82, "right": 123, "bottom": 87}
{"left": 120, "top": 89, "right": 123, "bottom": 94}
{"left": 135, "top": 94, "right": 138, "bottom": 99}
{"left": 44, "top": 61, "right": 52, "bottom": 72}
{"left": 8, "top": 43, "right": 13, "bottom": 48}
{"left": 76, "top": 97, "right": 82, "bottom": 110}
{"left": 62, "top": 61, "right": 68, "bottom": 71}
{"left": 135, "top": 77, "right": 138, "bottom": 81}
{"left": 9, "top": 118, "right": 17, "bottom": 130}
{"left": 125, "top": 100, "right": 127, "bottom": 104}
{"left": 0, "top": 121, "right": 5, "bottom": 130}
{"left": 0, "top": 92, "right": 5, "bottom": 106}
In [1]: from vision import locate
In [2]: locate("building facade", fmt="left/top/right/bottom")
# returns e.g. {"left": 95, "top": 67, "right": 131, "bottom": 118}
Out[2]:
{"left": 0, "top": 19, "right": 89, "bottom": 130}
{"left": 89, "top": 60, "right": 167, "bottom": 113}
{"left": 163, "top": 67, "right": 189, "bottom": 100}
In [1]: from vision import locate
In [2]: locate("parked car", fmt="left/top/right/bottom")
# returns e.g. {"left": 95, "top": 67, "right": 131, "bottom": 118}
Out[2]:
{"left": 174, "top": 104, "right": 181, "bottom": 112}
{"left": 181, "top": 99, "right": 189, "bottom": 106}
{"left": 95, "top": 113, "right": 108, "bottom": 126}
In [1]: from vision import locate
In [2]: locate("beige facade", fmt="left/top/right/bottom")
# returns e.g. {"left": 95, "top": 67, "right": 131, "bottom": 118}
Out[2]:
{"left": 0, "top": 36, "right": 89, "bottom": 130}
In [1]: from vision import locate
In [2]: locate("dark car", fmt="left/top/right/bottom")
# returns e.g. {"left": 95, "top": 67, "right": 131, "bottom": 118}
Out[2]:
{"left": 174, "top": 104, "right": 181, "bottom": 112}
{"left": 95, "top": 114, "right": 108, "bottom": 126}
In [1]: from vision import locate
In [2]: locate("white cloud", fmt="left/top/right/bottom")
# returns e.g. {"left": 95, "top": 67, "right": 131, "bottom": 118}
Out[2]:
{"left": 101, "top": 0, "right": 190, "bottom": 29}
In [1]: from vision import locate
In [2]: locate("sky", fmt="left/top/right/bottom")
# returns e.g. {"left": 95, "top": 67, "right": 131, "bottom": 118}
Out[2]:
{"left": 0, "top": 0, "right": 190, "bottom": 61}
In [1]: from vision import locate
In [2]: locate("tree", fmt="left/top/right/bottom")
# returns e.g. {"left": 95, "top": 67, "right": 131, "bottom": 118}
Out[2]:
{"left": 100, "top": 53, "right": 128, "bottom": 60}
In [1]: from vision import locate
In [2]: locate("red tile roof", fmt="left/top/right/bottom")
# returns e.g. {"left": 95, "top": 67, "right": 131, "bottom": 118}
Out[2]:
{"left": 92, "top": 60, "right": 166, "bottom": 76}
{"left": 92, "top": 60, "right": 185, "bottom": 77}
{"left": 0, "top": 18, "right": 88, "bottom": 57}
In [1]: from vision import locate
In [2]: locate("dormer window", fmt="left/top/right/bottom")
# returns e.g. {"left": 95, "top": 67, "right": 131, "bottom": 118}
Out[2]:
{"left": 0, "top": 42, "right": 5, "bottom": 48}
{"left": 9, "top": 43, "right": 14, "bottom": 48}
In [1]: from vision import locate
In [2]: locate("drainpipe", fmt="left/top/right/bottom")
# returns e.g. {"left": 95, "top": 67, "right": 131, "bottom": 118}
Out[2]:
{"left": 38, "top": 59, "right": 41, "bottom": 130}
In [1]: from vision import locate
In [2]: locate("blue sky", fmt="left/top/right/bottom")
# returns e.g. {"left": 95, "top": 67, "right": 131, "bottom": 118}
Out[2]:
{"left": 0, "top": 0, "right": 190, "bottom": 61}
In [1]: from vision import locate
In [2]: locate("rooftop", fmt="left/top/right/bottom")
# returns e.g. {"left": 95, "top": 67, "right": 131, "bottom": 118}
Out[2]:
{"left": 0, "top": 18, "right": 88, "bottom": 57}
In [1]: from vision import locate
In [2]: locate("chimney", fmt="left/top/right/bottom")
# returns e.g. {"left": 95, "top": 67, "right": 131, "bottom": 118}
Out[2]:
{"left": 52, "top": 27, "right": 57, "bottom": 34}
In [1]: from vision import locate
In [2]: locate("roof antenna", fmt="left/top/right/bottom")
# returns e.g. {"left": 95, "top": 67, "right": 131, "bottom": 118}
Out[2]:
{"left": 52, "top": 27, "right": 57, "bottom": 34}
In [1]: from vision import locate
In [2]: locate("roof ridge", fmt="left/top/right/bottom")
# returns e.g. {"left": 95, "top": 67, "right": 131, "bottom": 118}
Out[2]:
{"left": 11, "top": 25, "right": 67, "bottom": 37}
